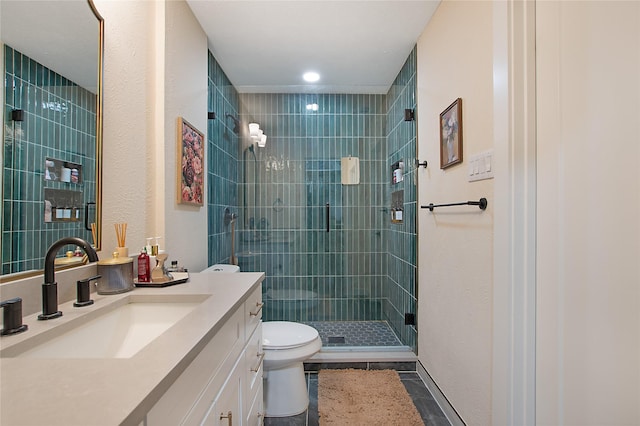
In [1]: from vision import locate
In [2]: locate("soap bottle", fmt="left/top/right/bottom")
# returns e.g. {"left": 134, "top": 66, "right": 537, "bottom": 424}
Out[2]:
{"left": 145, "top": 238, "right": 153, "bottom": 256}
{"left": 137, "top": 248, "right": 151, "bottom": 283}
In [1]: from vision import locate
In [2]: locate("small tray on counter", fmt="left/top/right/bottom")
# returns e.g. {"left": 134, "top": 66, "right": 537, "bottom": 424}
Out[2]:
{"left": 134, "top": 272, "right": 190, "bottom": 288}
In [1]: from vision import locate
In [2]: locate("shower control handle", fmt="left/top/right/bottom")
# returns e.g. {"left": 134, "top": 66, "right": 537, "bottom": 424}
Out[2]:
{"left": 326, "top": 203, "right": 330, "bottom": 232}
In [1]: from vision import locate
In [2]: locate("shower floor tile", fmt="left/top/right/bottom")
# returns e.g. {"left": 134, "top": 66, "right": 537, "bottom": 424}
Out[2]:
{"left": 304, "top": 321, "right": 403, "bottom": 347}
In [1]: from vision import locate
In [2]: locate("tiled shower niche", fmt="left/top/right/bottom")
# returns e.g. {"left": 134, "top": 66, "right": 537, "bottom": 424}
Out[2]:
{"left": 2, "top": 46, "right": 97, "bottom": 275}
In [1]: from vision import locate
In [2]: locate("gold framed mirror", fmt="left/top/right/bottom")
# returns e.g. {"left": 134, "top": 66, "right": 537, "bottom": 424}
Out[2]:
{"left": 0, "top": 0, "right": 103, "bottom": 280}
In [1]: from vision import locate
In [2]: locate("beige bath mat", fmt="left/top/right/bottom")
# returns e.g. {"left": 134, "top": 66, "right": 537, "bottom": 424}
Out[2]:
{"left": 318, "top": 369, "right": 424, "bottom": 425}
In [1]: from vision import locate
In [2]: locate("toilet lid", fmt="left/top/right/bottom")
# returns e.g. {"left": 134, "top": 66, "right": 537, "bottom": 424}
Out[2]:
{"left": 262, "top": 321, "right": 319, "bottom": 349}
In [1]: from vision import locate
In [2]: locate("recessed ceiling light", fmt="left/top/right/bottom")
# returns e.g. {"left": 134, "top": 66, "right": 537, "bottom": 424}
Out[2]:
{"left": 303, "top": 72, "right": 320, "bottom": 83}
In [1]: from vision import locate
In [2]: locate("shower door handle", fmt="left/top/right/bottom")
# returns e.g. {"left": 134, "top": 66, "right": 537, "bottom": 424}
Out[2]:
{"left": 325, "top": 203, "right": 330, "bottom": 232}
{"left": 84, "top": 202, "right": 96, "bottom": 230}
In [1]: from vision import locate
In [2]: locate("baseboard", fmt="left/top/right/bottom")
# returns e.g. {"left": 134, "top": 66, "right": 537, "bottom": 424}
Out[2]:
{"left": 416, "top": 361, "right": 466, "bottom": 426}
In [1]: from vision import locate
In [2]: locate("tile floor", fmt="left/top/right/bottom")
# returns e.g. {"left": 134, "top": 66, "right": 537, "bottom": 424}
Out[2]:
{"left": 304, "top": 321, "right": 404, "bottom": 347}
{"left": 264, "top": 371, "right": 451, "bottom": 426}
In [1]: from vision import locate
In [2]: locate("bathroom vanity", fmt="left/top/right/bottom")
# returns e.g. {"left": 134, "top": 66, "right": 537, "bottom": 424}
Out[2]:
{"left": 0, "top": 272, "right": 264, "bottom": 425}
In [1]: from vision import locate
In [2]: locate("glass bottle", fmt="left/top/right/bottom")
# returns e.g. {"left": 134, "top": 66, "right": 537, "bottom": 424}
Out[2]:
{"left": 137, "top": 248, "right": 151, "bottom": 283}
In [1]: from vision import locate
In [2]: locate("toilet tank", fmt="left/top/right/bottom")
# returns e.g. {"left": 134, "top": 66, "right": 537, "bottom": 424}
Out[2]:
{"left": 201, "top": 264, "right": 240, "bottom": 273}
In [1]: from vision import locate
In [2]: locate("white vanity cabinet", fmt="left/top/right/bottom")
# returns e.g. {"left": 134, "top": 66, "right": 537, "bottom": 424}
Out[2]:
{"left": 147, "top": 284, "right": 263, "bottom": 426}
{"left": 244, "top": 322, "right": 264, "bottom": 426}
{"left": 201, "top": 372, "right": 241, "bottom": 426}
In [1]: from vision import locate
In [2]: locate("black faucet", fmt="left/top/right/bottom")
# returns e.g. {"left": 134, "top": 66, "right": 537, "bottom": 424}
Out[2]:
{"left": 1, "top": 297, "right": 28, "bottom": 335}
{"left": 38, "top": 237, "right": 99, "bottom": 320}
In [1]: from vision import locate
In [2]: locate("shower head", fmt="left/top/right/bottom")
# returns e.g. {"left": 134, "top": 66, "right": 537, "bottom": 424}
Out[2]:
{"left": 225, "top": 113, "right": 241, "bottom": 135}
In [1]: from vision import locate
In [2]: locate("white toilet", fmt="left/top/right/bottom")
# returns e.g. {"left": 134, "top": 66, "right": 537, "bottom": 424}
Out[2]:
{"left": 201, "top": 263, "right": 240, "bottom": 273}
{"left": 201, "top": 265, "right": 321, "bottom": 417}
{"left": 263, "top": 321, "right": 322, "bottom": 417}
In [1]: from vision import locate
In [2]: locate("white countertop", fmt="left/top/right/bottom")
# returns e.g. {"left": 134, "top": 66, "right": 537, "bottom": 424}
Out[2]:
{"left": 0, "top": 272, "right": 264, "bottom": 426}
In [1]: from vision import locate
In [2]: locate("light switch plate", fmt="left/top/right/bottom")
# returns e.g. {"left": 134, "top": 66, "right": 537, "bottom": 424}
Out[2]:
{"left": 468, "top": 149, "right": 494, "bottom": 182}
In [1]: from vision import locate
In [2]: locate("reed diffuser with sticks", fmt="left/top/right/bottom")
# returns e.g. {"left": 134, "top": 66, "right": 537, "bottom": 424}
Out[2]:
{"left": 114, "top": 223, "right": 128, "bottom": 257}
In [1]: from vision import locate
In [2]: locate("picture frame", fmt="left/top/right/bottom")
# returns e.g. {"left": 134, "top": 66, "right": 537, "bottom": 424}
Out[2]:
{"left": 177, "top": 117, "right": 204, "bottom": 206}
{"left": 440, "top": 98, "right": 463, "bottom": 169}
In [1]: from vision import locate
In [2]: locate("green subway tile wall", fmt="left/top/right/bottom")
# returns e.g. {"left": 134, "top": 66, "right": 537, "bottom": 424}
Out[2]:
{"left": 2, "top": 46, "right": 97, "bottom": 275}
{"left": 385, "top": 47, "right": 418, "bottom": 351}
{"left": 207, "top": 52, "right": 240, "bottom": 266}
{"left": 206, "top": 48, "right": 417, "bottom": 351}
{"left": 238, "top": 91, "right": 389, "bottom": 326}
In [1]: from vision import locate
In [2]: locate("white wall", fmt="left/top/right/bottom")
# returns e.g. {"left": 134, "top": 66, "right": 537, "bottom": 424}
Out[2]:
{"left": 163, "top": 1, "right": 208, "bottom": 272}
{"left": 535, "top": 2, "right": 640, "bottom": 425}
{"left": 94, "top": 0, "right": 156, "bottom": 258}
{"left": 417, "top": 1, "right": 640, "bottom": 425}
{"left": 94, "top": 0, "right": 208, "bottom": 271}
{"left": 416, "top": 1, "right": 495, "bottom": 424}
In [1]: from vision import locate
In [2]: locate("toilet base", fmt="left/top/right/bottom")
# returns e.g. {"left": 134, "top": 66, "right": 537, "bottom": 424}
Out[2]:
{"left": 264, "top": 362, "right": 308, "bottom": 417}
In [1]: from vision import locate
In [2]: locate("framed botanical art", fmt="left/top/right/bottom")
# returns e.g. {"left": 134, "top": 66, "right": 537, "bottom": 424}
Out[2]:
{"left": 177, "top": 117, "right": 204, "bottom": 206}
{"left": 440, "top": 98, "right": 463, "bottom": 169}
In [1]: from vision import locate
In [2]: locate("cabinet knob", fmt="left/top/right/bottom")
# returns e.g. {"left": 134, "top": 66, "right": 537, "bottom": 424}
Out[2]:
{"left": 219, "top": 411, "right": 233, "bottom": 426}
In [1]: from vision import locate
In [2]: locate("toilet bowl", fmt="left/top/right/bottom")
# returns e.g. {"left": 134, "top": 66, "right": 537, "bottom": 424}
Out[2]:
{"left": 263, "top": 321, "right": 322, "bottom": 417}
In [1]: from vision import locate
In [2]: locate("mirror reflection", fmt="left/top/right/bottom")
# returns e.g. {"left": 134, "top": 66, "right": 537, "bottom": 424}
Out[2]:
{"left": 1, "top": 0, "right": 103, "bottom": 277}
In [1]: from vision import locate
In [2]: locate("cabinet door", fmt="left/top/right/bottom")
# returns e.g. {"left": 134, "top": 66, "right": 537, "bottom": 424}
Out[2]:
{"left": 147, "top": 308, "right": 244, "bottom": 425}
{"left": 202, "top": 372, "right": 241, "bottom": 426}
{"left": 244, "top": 322, "right": 263, "bottom": 413}
{"left": 245, "top": 380, "right": 264, "bottom": 426}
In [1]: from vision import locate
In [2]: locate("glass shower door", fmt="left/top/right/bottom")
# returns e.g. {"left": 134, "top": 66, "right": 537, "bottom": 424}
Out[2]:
{"left": 305, "top": 160, "right": 343, "bottom": 322}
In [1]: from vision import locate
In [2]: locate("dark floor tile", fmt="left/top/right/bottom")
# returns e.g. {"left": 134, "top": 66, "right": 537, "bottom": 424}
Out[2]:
{"left": 265, "top": 369, "right": 451, "bottom": 426}
{"left": 401, "top": 379, "right": 451, "bottom": 426}
{"left": 368, "top": 361, "right": 417, "bottom": 371}
{"left": 413, "top": 398, "right": 451, "bottom": 426}
{"left": 264, "top": 411, "right": 307, "bottom": 426}
{"left": 304, "top": 362, "right": 368, "bottom": 372}
{"left": 307, "top": 373, "right": 319, "bottom": 426}
{"left": 399, "top": 372, "right": 422, "bottom": 381}
{"left": 402, "top": 377, "right": 436, "bottom": 397}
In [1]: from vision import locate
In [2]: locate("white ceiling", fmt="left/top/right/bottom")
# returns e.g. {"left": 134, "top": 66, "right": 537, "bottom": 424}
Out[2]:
{"left": 0, "top": 1, "right": 99, "bottom": 93}
{"left": 187, "top": 0, "right": 440, "bottom": 94}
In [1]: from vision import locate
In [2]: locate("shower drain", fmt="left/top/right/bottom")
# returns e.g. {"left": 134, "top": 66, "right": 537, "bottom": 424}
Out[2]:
{"left": 327, "top": 336, "right": 346, "bottom": 344}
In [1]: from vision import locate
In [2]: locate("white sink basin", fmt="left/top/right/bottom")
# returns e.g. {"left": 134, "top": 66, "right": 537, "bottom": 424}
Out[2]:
{"left": 1, "top": 294, "right": 209, "bottom": 359}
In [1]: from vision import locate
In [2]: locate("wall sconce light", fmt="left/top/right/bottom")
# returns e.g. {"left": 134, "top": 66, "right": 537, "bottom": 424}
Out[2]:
{"left": 249, "top": 122, "right": 268, "bottom": 147}
{"left": 249, "top": 123, "right": 260, "bottom": 137}
{"left": 404, "top": 108, "right": 415, "bottom": 121}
